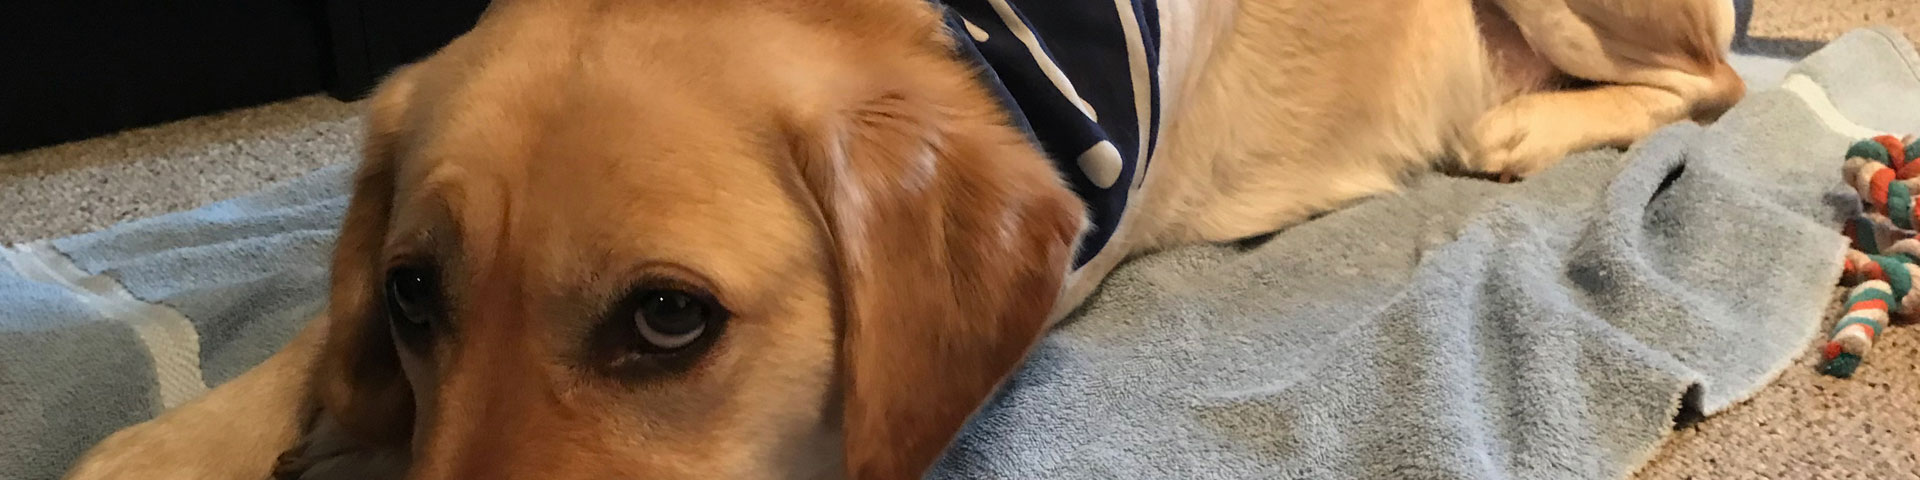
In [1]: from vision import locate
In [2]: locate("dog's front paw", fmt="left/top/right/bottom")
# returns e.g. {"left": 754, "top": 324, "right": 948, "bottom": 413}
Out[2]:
{"left": 64, "top": 420, "right": 270, "bottom": 480}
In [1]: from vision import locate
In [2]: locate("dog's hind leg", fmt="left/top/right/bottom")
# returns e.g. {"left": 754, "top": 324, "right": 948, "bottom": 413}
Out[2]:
{"left": 1464, "top": 0, "right": 1746, "bottom": 178}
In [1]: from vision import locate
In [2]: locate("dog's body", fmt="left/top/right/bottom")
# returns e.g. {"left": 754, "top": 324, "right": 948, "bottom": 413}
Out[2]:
{"left": 64, "top": 0, "right": 1743, "bottom": 479}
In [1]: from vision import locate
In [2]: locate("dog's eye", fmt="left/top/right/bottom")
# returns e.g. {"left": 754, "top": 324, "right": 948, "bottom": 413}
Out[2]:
{"left": 385, "top": 266, "right": 439, "bottom": 328}
{"left": 633, "top": 289, "right": 722, "bottom": 351}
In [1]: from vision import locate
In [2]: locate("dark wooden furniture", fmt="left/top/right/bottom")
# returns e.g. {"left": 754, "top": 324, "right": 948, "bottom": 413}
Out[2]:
{"left": 0, "top": 0, "right": 489, "bottom": 154}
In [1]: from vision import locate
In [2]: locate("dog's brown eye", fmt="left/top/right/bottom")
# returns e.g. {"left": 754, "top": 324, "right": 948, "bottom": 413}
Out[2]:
{"left": 385, "top": 266, "right": 439, "bottom": 328}
{"left": 634, "top": 289, "right": 721, "bottom": 350}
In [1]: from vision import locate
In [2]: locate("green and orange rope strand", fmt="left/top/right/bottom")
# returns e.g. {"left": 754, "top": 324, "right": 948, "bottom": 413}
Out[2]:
{"left": 1827, "top": 134, "right": 1920, "bottom": 377}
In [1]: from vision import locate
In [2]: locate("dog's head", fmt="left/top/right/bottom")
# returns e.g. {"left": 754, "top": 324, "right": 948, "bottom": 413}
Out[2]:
{"left": 315, "top": 2, "right": 1082, "bottom": 478}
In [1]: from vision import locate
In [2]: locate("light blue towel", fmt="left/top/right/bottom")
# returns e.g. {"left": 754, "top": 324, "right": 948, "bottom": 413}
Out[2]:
{"left": 931, "top": 28, "right": 1917, "bottom": 478}
{"left": 4, "top": 27, "right": 1916, "bottom": 480}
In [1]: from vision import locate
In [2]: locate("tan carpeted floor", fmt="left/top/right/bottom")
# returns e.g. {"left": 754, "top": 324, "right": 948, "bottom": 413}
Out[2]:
{"left": 1634, "top": 3, "right": 1920, "bottom": 479}
{"left": 1, "top": 2, "right": 1917, "bottom": 478}
{"left": 1747, "top": 0, "right": 1918, "bottom": 43}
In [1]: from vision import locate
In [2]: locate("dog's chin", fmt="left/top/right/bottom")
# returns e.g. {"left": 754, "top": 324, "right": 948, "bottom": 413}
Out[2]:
{"left": 273, "top": 412, "right": 850, "bottom": 480}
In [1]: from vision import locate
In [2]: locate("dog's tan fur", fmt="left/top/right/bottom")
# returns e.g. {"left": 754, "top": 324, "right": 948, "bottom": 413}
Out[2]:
{"left": 64, "top": 0, "right": 1743, "bottom": 479}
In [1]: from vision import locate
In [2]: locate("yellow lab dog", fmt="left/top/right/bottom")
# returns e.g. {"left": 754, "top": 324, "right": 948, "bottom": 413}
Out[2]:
{"left": 65, "top": 0, "right": 1743, "bottom": 478}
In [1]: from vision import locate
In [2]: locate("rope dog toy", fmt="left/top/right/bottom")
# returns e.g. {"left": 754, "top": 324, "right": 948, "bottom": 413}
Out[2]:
{"left": 1824, "top": 281, "right": 1895, "bottom": 376}
{"left": 1826, "top": 134, "right": 1920, "bottom": 377}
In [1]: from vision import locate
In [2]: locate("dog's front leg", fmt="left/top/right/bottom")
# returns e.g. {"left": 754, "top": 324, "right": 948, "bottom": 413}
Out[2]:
{"left": 64, "top": 316, "right": 329, "bottom": 480}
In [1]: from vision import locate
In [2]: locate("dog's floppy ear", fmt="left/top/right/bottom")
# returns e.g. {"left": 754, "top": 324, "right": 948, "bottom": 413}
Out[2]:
{"left": 315, "top": 66, "right": 420, "bottom": 446}
{"left": 795, "top": 79, "right": 1084, "bottom": 478}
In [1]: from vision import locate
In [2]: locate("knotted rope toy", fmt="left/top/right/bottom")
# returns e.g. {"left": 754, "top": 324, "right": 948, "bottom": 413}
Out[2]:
{"left": 1826, "top": 134, "right": 1920, "bottom": 377}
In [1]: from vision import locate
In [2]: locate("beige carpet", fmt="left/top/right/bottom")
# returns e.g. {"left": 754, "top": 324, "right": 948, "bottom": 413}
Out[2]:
{"left": 1, "top": 3, "right": 1917, "bottom": 478}
{"left": 1748, "top": 0, "right": 1917, "bottom": 42}
{"left": 1634, "top": 3, "right": 1920, "bottom": 479}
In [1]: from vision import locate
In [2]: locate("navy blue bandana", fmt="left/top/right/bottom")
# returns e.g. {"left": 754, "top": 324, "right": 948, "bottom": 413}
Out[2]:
{"left": 934, "top": 0, "right": 1163, "bottom": 269}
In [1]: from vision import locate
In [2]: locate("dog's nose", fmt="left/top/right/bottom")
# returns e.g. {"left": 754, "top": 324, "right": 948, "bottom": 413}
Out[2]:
{"left": 404, "top": 339, "right": 570, "bottom": 480}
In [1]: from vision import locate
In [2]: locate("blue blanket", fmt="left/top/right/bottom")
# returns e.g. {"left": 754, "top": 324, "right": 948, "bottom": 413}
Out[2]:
{"left": 5, "top": 28, "right": 1917, "bottom": 480}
